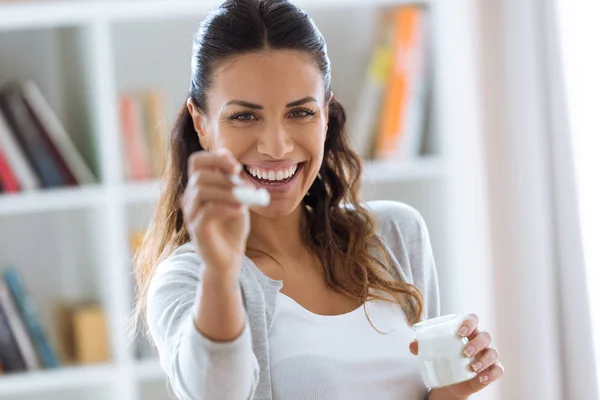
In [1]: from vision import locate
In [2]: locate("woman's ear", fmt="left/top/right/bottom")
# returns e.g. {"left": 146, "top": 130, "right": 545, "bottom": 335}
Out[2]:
{"left": 186, "top": 97, "right": 209, "bottom": 148}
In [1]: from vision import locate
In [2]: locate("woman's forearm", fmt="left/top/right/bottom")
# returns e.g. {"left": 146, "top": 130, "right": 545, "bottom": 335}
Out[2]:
{"left": 195, "top": 265, "right": 246, "bottom": 342}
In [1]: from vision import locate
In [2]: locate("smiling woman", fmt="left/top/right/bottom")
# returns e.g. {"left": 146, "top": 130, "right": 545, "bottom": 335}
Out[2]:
{"left": 128, "top": 0, "right": 500, "bottom": 399}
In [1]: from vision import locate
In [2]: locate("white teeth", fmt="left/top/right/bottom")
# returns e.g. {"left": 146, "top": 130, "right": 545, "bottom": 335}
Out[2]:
{"left": 245, "top": 163, "right": 300, "bottom": 181}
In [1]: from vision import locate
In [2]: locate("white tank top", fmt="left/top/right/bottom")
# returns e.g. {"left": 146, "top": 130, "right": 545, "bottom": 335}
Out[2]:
{"left": 268, "top": 291, "right": 428, "bottom": 400}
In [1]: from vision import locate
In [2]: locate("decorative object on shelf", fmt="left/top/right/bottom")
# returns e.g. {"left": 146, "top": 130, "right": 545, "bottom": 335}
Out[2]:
{"left": 58, "top": 301, "right": 111, "bottom": 365}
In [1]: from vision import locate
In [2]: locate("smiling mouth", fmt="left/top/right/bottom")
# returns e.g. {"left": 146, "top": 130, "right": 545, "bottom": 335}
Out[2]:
{"left": 243, "top": 162, "right": 304, "bottom": 185}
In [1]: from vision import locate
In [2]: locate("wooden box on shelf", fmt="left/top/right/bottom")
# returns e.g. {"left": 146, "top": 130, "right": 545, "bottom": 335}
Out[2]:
{"left": 57, "top": 301, "right": 110, "bottom": 365}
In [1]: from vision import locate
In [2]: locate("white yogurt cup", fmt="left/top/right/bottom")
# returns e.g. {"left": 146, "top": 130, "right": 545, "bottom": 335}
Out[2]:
{"left": 412, "top": 314, "right": 477, "bottom": 388}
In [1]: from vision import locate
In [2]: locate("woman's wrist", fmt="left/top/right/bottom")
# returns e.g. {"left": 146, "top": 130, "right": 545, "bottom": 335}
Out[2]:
{"left": 428, "top": 388, "right": 468, "bottom": 400}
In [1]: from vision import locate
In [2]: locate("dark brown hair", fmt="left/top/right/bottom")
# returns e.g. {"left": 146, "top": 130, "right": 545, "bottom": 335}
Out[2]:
{"left": 132, "top": 0, "right": 423, "bottom": 337}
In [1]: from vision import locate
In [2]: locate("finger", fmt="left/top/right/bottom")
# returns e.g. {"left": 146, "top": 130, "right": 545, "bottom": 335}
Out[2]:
{"left": 470, "top": 347, "right": 500, "bottom": 373}
{"left": 457, "top": 313, "right": 480, "bottom": 338}
{"left": 189, "top": 202, "right": 245, "bottom": 239}
{"left": 460, "top": 362, "right": 504, "bottom": 394}
{"left": 195, "top": 202, "right": 245, "bottom": 228}
{"left": 476, "top": 362, "right": 504, "bottom": 386}
{"left": 202, "top": 201, "right": 245, "bottom": 218}
{"left": 183, "top": 184, "right": 243, "bottom": 221}
{"left": 188, "top": 149, "right": 241, "bottom": 178}
{"left": 463, "top": 331, "right": 492, "bottom": 358}
{"left": 188, "top": 169, "right": 236, "bottom": 190}
{"left": 409, "top": 339, "right": 418, "bottom": 355}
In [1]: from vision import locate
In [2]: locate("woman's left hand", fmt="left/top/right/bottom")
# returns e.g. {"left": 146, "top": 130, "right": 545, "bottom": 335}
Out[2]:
{"left": 409, "top": 314, "right": 504, "bottom": 400}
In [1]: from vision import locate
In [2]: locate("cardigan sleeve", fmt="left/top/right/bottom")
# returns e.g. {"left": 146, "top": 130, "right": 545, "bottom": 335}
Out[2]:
{"left": 145, "top": 243, "right": 260, "bottom": 400}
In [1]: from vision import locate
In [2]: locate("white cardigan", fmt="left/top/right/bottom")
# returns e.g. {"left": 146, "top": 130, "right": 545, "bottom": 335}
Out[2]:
{"left": 146, "top": 200, "right": 441, "bottom": 400}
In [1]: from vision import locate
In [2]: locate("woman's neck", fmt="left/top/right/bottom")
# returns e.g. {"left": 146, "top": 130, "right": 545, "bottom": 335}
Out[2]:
{"left": 245, "top": 204, "right": 309, "bottom": 261}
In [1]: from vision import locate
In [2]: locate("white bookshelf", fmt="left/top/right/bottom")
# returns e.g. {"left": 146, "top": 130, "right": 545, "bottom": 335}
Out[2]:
{"left": 0, "top": 0, "right": 489, "bottom": 399}
{"left": 0, "top": 364, "right": 118, "bottom": 397}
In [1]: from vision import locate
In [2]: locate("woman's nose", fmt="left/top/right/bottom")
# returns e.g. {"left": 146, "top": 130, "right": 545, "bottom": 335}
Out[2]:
{"left": 256, "top": 123, "right": 294, "bottom": 159}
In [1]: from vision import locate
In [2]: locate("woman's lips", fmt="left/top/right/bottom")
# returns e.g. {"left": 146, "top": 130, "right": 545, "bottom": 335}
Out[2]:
{"left": 242, "top": 162, "right": 304, "bottom": 194}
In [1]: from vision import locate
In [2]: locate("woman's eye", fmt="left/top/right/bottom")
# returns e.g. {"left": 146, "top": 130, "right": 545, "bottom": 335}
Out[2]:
{"left": 229, "top": 112, "right": 257, "bottom": 122}
{"left": 289, "top": 109, "right": 316, "bottom": 119}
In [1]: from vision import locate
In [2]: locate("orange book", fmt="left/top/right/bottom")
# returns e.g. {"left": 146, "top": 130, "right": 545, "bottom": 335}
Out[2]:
{"left": 373, "top": 6, "right": 423, "bottom": 159}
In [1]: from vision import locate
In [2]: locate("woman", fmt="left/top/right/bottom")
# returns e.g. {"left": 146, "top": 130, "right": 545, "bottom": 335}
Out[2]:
{"left": 133, "top": 0, "right": 503, "bottom": 399}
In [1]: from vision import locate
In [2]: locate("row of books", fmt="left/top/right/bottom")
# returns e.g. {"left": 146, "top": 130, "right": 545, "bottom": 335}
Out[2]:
{"left": 119, "top": 91, "right": 167, "bottom": 182}
{"left": 0, "top": 80, "right": 96, "bottom": 193}
{"left": 351, "top": 5, "right": 433, "bottom": 160}
{"left": 0, "top": 266, "right": 60, "bottom": 375}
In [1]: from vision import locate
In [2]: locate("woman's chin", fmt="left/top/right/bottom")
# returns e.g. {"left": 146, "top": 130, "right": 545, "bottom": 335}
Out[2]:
{"left": 249, "top": 197, "right": 305, "bottom": 218}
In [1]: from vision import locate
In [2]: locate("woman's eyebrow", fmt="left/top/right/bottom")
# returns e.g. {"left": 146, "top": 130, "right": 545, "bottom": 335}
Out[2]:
{"left": 225, "top": 100, "right": 263, "bottom": 109}
{"left": 286, "top": 96, "right": 317, "bottom": 108}
{"left": 224, "top": 96, "right": 317, "bottom": 109}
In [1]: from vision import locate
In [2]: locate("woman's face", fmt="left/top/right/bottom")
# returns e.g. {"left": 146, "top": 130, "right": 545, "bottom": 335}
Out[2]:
{"left": 189, "top": 50, "right": 330, "bottom": 217}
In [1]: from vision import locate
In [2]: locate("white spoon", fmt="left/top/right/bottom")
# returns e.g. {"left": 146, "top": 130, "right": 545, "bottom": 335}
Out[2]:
{"left": 229, "top": 174, "right": 270, "bottom": 206}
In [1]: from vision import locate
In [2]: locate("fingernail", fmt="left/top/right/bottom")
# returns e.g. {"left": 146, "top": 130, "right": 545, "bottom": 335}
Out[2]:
{"left": 464, "top": 345, "right": 475, "bottom": 358}
{"left": 458, "top": 326, "right": 468, "bottom": 337}
{"left": 479, "top": 375, "right": 489, "bottom": 384}
{"left": 471, "top": 362, "right": 483, "bottom": 372}
{"left": 233, "top": 163, "right": 242, "bottom": 174}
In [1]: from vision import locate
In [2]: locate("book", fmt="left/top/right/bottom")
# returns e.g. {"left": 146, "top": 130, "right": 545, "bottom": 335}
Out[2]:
{"left": 373, "top": 6, "right": 425, "bottom": 160}
{"left": 393, "top": 7, "right": 429, "bottom": 160}
{"left": 0, "top": 293, "right": 27, "bottom": 373}
{"left": 21, "top": 80, "right": 96, "bottom": 185}
{"left": 0, "top": 82, "right": 65, "bottom": 187}
{"left": 350, "top": 11, "right": 395, "bottom": 159}
{"left": 21, "top": 84, "right": 78, "bottom": 187}
{"left": 0, "top": 107, "right": 40, "bottom": 191}
{"left": 0, "top": 145, "right": 20, "bottom": 192}
{"left": 2, "top": 266, "right": 60, "bottom": 368}
{"left": 0, "top": 281, "right": 40, "bottom": 370}
{"left": 120, "top": 93, "right": 152, "bottom": 181}
{"left": 140, "top": 90, "right": 167, "bottom": 178}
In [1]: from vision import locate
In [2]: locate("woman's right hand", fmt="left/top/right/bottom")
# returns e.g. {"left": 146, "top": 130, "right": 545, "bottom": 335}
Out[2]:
{"left": 181, "top": 148, "right": 250, "bottom": 275}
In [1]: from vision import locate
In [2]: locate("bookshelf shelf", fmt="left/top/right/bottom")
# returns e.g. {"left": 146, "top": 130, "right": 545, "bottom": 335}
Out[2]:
{"left": 0, "top": 184, "right": 106, "bottom": 216}
{"left": 362, "top": 156, "right": 446, "bottom": 183}
{"left": 134, "top": 358, "right": 165, "bottom": 382}
{"left": 0, "top": 0, "right": 432, "bottom": 31}
{"left": 121, "top": 180, "right": 162, "bottom": 205}
{"left": 0, "top": 0, "right": 488, "bottom": 399}
{"left": 0, "top": 363, "right": 118, "bottom": 397}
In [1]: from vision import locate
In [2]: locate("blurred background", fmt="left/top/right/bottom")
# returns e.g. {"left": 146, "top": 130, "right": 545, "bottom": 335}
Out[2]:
{"left": 0, "top": 0, "right": 597, "bottom": 399}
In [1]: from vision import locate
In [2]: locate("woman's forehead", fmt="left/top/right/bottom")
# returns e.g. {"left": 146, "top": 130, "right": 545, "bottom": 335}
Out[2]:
{"left": 208, "top": 50, "right": 326, "bottom": 107}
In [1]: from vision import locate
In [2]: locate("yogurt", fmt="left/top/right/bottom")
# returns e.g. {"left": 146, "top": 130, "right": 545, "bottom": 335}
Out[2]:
{"left": 412, "top": 314, "right": 477, "bottom": 388}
